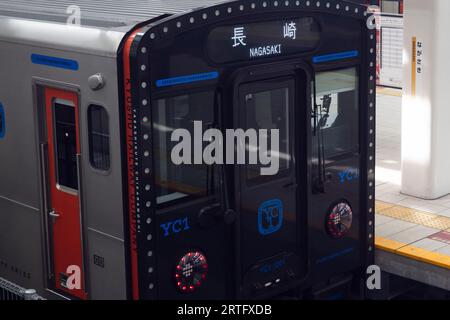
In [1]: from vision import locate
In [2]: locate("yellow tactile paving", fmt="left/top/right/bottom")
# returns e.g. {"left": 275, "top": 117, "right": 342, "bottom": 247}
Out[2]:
{"left": 379, "top": 205, "right": 437, "bottom": 222}
{"left": 424, "top": 217, "right": 450, "bottom": 231}
{"left": 375, "top": 200, "right": 450, "bottom": 269}
{"left": 377, "top": 86, "right": 402, "bottom": 97}
{"left": 376, "top": 202, "right": 450, "bottom": 231}
{"left": 375, "top": 200, "right": 396, "bottom": 213}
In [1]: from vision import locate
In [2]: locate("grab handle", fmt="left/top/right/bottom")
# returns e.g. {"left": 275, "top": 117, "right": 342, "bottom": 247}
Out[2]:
{"left": 48, "top": 210, "right": 60, "bottom": 218}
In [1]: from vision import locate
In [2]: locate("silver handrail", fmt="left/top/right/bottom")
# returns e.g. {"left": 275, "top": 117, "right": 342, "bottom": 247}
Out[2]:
{"left": 39, "top": 142, "right": 54, "bottom": 280}
{"left": 0, "top": 277, "right": 45, "bottom": 300}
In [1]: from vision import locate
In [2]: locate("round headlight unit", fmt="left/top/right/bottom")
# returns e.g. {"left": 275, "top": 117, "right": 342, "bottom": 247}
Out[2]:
{"left": 326, "top": 202, "right": 353, "bottom": 239}
{"left": 175, "top": 251, "right": 208, "bottom": 293}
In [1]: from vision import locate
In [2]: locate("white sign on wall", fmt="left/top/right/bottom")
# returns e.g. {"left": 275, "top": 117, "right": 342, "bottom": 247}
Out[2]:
{"left": 379, "top": 14, "right": 404, "bottom": 88}
{"left": 412, "top": 37, "right": 424, "bottom": 96}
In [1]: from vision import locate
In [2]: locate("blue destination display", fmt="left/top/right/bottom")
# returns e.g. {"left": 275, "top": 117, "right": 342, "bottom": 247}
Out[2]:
{"left": 31, "top": 54, "right": 79, "bottom": 71}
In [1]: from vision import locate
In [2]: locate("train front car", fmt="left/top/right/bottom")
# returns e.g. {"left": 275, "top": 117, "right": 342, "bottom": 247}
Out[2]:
{"left": 123, "top": 0, "right": 376, "bottom": 300}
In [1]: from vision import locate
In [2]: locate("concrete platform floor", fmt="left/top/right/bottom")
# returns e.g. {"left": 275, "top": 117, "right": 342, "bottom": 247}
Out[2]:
{"left": 375, "top": 88, "right": 450, "bottom": 290}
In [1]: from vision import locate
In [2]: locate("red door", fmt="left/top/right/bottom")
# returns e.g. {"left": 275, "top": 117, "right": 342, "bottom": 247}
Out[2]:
{"left": 44, "top": 88, "right": 86, "bottom": 299}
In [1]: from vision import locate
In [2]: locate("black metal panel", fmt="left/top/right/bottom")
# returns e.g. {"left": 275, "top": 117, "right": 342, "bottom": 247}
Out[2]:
{"left": 124, "top": 0, "right": 376, "bottom": 300}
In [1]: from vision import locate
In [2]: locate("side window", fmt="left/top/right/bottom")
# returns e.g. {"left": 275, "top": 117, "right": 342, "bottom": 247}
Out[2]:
{"left": 313, "top": 68, "right": 359, "bottom": 162}
{"left": 152, "top": 91, "right": 216, "bottom": 206}
{"left": 88, "top": 105, "right": 110, "bottom": 171}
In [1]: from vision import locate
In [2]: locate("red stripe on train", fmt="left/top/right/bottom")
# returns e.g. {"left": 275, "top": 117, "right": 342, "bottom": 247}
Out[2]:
{"left": 123, "top": 30, "right": 141, "bottom": 300}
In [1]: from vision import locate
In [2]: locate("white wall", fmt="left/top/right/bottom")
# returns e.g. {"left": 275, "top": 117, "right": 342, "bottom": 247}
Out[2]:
{"left": 402, "top": 0, "right": 450, "bottom": 199}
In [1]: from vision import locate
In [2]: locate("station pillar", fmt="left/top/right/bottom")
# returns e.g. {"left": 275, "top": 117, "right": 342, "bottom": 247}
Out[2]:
{"left": 401, "top": 0, "right": 450, "bottom": 199}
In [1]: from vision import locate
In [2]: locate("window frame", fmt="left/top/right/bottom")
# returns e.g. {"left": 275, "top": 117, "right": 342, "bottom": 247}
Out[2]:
{"left": 151, "top": 89, "right": 219, "bottom": 208}
{"left": 87, "top": 103, "right": 112, "bottom": 174}
{"left": 52, "top": 98, "right": 79, "bottom": 195}
{"left": 239, "top": 77, "right": 296, "bottom": 187}
{"left": 312, "top": 66, "right": 361, "bottom": 164}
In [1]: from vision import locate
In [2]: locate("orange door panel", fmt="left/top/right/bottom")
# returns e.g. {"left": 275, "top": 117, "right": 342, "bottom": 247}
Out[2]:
{"left": 44, "top": 88, "right": 86, "bottom": 299}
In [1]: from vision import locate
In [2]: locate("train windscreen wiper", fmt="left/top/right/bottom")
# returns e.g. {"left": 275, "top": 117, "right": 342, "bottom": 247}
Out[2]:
{"left": 199, "top": 89, "right": 236, "bottom": 227}
{"left": 312, "top": 75, "right": 329, "bottom": 194}
{"left": 215, "top": 89, "right": 237, "bottom": 225}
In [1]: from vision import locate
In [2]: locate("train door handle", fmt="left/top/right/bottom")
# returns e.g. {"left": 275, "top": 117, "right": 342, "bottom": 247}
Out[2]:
{"left": 198, "top": 203, "right": 221, "bottom": 228}
{"left": 49, "top": 210, "right": 60, "bottom": 218}
{"left": 198, "top": 203, "right": 237, "bottom": 227}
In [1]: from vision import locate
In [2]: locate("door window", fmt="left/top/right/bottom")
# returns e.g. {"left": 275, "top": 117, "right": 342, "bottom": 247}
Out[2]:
{"left": 244, "top": 86, "right": 291, "bottom": 182}
{"left": 53, "top": 101, "right": 78, "bottom": 191}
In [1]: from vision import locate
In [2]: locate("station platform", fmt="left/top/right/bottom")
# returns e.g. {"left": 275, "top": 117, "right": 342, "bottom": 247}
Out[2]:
{"left": 375, "top": 88, "right": 450, "bottom": 292}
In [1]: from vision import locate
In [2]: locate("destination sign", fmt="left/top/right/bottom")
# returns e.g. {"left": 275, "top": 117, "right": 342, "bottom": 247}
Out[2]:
{"left": 207, "top": 17, "right": 320, "bottom": 64}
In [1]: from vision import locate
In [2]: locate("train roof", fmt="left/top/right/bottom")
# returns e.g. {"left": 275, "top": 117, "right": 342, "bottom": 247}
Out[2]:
{"left": 0, "top": 0, "right": 224, "bottom": 29}
{"left": 0, "top": 0, "right": 225, "bottom": 56}
{"left": 0, "top": 0, "right": 367, "bottom": 29}
{"left": 0, "top": 0, "right": 367, "bottom": 57}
